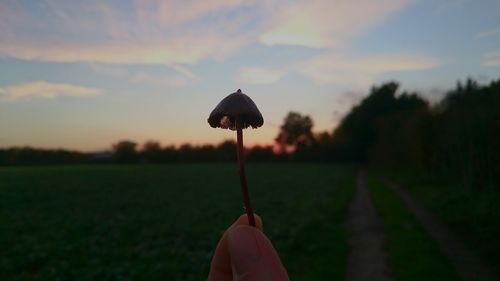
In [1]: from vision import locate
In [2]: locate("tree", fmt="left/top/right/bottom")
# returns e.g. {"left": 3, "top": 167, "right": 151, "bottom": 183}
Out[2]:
{"left": 247, "top": 145, "right": 277, "bottom": 162}
{"left": 431, "top": 78, "right": 500, "bottom": 189}
{"left": 275, "top": 111, "right": 315, "bottom": 154}
{"left": 141, "top": 141, "right": 162, "bottom": 163}
{"left": 331, "top": 82, "right": 427, "bottom": 162}
{"left": 216, "top": 140, "right": 237, "bottom": 161}
{"left": 112, "top": 140, "right": 139, "bottom": 163}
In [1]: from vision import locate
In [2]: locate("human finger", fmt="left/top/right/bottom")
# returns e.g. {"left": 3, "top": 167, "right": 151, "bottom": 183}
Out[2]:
{"left": 207, "top": 214, "right": 263, "bottom": 281}
{"left": 227, "top": 225, "right": 289, "bottom": 281}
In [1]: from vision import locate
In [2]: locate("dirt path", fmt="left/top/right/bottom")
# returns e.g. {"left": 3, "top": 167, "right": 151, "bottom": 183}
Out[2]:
{"left": 345, "top": 170, "right": 393, "bottom": 281}
{"left": 384, "top": 179, "right": 497, "bottom": 281}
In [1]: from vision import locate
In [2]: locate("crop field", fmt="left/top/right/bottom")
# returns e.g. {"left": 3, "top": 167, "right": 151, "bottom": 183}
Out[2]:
{"left": 0, "top": 164, "right": 355, "bottom": 281}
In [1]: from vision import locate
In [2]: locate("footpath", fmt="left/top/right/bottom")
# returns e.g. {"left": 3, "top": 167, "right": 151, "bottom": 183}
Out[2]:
{"left": 345, "top": 170, "right": 497, "bottom": 281}
{"left": 383, "top": 179, "right": 496, "bottom": 281}
{"left": 345, "top": 170, "right": 393, "bottom": 281}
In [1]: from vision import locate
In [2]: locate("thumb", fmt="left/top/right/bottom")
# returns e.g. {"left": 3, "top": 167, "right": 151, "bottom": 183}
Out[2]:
{"left": 227, "top": 225, "right": 289, "bottom": 281}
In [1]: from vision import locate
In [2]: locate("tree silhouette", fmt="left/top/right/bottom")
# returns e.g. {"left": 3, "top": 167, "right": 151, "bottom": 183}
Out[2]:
{"left": 141, "top": 141, "right": 162, "bottom": 163}
{"left": 328, "top": 79, "right": 499, "bottom": 189}
{"left": 216, "top": 140, "right": 237, "bottom": 161}
{"left": 331, "top": 82, "right": 427, "bottom": 162}
{"left": 113, "top": 140, "right": 139, "bottom": 163}
{"left": 275, "top": 111, "right": 315, "bottom": 154}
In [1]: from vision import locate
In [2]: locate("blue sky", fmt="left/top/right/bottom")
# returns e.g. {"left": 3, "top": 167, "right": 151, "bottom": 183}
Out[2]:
{"left": 0, "top": 0, "right": 499, "bottom": 151}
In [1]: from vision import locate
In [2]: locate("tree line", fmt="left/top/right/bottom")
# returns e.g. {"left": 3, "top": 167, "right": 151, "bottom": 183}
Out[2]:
{"left": 1, "top": 78, "right": 498, "bottom": 188}
{"left": 110, "top": 140, "right": 282, "bottom": 163}
{"left": 280, "top": 78, "right": 499, "bottom": 189}
{"left": 0, "top": 141, "right": 281, "bottom": 165}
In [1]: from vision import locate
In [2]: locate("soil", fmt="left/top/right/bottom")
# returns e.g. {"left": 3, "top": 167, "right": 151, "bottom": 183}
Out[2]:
{"left": 345, "top": 170, "right": 394, "bottom": 281}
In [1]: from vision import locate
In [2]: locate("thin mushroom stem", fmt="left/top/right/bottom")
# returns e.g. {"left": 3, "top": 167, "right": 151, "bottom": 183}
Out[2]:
{"left": 236, "top": 119, "right": 256, "bottom": 227}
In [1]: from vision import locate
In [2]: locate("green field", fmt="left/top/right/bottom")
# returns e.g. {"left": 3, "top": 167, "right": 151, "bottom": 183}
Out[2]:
{"left": 0, "top": 164, "right": 355, "bottom": 281}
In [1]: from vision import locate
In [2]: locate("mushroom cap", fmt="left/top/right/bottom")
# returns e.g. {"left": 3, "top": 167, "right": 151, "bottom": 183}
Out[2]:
{"left": 208, "top": 89, "right": 264, "bottom": 130}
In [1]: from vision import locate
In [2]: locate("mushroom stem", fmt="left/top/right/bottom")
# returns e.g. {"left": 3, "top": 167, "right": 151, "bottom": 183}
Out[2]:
{"left": 236, "top": 120, "right": 256, "bottom": 227}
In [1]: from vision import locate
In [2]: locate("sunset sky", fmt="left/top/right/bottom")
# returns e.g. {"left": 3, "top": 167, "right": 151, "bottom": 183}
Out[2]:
{"left": 1, "top": 0, "right": 499, "bottom": 151}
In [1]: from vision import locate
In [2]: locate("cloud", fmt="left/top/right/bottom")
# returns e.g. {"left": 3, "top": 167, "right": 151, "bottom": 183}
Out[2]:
{"left": 476, "top": 27, "right": 500, "bottom": 38}
{"left": 146, "top": 0, "right": 252, "bottom": 25}
{"left": 88, "top": 63, "right": 129, "bottom": 77}
{"left": 482, "top": 51, "right": 500, "bottom": 66}
{"left": 168, "top": 64, "right": 198, "bottom": 80}
{"left": 259, "top": 0, "right": 413, "bottom": 48}
{"left": 0, "top": 0, "right": 416, "bottom": 67}
{"left": 131, "top": 72, "right": 192, "bottom": 87}
{"left": 0, "top": 81, "right": 103, "bottom": 101}
{"left": 236, "top": 52, "right": 442, "bottom": 86}
{"left": 0, "top": 35, "right": 246, "bottom": 66}
{"left": 237, "top": 67, "right": 286, "bottom": 84}
{"left": 297, "top": 53, "right": 442, "bottom": 86}
{"left": 130, "top": 63, "right": 198, "bottom": 88}
{"left": 0, "top": 1, "right": 253, "bottom": 66}
{"left": 432, "top": 0, "right": 472, "bottom": 15}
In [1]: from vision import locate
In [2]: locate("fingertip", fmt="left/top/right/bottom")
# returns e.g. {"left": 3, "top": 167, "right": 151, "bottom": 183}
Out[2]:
{"left": 227, "top": 225, "right": 290, "bottom": 281}
{"left": 234, "top": 213, "right": 263, "bottom": 230}
{"left": 227, "top": 225, "right": 262, "bottom": 274}
{"left": 207, "top": 214, "right": 264, "bottom": 281}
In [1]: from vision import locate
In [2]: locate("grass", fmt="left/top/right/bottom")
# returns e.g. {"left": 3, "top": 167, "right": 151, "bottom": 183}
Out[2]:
{"left": 0, "top": 164, "right": 354, "bottom": 281}
{"left": 283, "top": 167, "right": 355, "bottom": 280}
{"left": 390, "top": 173, "right": 500, "bottom": 276}
{"left": 366, "top": 175, "right": 460, "bottom": 281}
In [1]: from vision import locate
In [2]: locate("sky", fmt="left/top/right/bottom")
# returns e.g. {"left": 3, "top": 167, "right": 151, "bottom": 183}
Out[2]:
{"left": 0, "top": 0, "right": 499, "bottom": 151}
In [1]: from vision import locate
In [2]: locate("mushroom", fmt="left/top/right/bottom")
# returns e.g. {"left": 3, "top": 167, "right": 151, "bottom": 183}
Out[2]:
{"left": 208, "top": 89, "right": 263, "bottom": 227}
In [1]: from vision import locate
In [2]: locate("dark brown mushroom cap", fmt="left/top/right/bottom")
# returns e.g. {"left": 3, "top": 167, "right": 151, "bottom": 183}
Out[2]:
{"left": 208, "top": 89, "right": 264, "bottom": 130}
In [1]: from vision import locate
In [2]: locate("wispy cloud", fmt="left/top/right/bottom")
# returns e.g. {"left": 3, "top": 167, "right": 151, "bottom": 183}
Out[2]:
{"left": 168, "top": 64, "right": 198, "bottom": 81}
{"left": 131, "top": 72, "right": 193, "bottom": 87}
{"left": 0, "top": 0, "right": 416, "bottom": 66}
{"left": 482, "top": 51, "right": 500, "bottom": 66}
{"left": 237, "top": 67, "right": 286, "bottom": 84}
{"left": 129, "top": 62, "right": 198, "bottom": 87}
{"left": 432, "top": 0, "right": 471, "bottom": 15}
{"left": 237, "top": 53, "right": 442, "bottom": 86}
{"left": 0, "top": 1, "right": 253, "bottom": 66}
{"left": 0, "top": 81, "right": 102, "bottom": 101}
{"left": 476, "top": 27, "right": 500, "bottom": 38}
{"left": 0, "top": 0, "right": 441, "bottom": 90}
{"left": 0, "top": 36, "right": 246, "bottom": 66}
{"left": 88, "top": 63, "right": 129, "bottom": 77}
{"left": 142, "top": 0, "right": 251, "bottom": 25}
{"left": 259, "top": 0, "right": 413, "bottom": 48}
{"left": 298, "top": 53, "right": 442, "bottom": 86}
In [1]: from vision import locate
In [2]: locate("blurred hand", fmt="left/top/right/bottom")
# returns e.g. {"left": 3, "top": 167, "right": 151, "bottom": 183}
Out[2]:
{"left": 207, "top": 214, "right": 289, "bottom": 281}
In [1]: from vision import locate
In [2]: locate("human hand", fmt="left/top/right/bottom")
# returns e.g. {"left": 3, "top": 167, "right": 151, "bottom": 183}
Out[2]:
{"left": 207, "top": 214, "right": 289, "bottom": 281}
